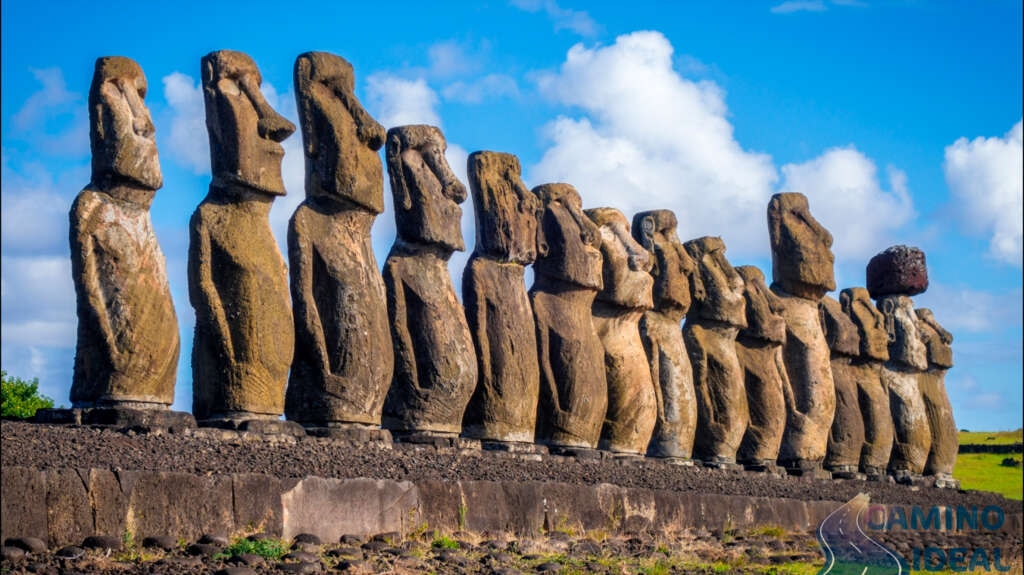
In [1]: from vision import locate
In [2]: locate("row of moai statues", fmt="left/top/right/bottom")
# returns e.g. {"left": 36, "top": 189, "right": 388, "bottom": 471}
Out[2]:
{"left": 67, "top": 51, "right": 958, "bottom": 484}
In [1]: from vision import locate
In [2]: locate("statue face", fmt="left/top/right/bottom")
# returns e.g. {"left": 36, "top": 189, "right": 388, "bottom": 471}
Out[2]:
{"left": 840, "top": 287, "right": 889, "bottom": 362}
{"left": 468, "top": 151, "right": 541, "bottom": 264}
{"left": 202, "top": 50, "right": 295, "bottom": 196}
{"left": 877, "top": 294, "right": 927, "bottom": 370}
{"left": 386, "top": 125, "right": 466, "bottom": 252}
{"left": 89, "top": 57, "right": 162, "bottom": 190}
{"left": 915, "top": 308, "right": 953, "bottom": 369}
{"left": 735, "top": 265, "right": 785, "bottom": 344}
{"left": 632, "top": 210, "right": 695, "bottom": 314}
{"left": 532, "top": 183, "right": 603, "bottom": 290}
{"left": 768, "top": 192, "right": 836, "bottom": 300}
{"left": 586, "top": 208, "right": 653, "bottom": 309}
{"left": 683, "top": 236, "right": 746, "bottom": 328}
{"left": 294, "top": 52, "right": 385, "bottom": 213}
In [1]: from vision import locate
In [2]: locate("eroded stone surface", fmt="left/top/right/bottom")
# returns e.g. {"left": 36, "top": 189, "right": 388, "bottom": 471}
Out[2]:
{"left": 71, "top": 57, "right": 179, "bottom": 408}
{"left": 767, "top": 193, "right": 836, "bottom": 471}
{"left": 876, "top": 294, "right": 931, "bottom": 475}
{"left": 867, "top": 245, "right": 928, "bottom": 299}
{"left": 462, "top": 151, "right": 541, "bottom": 443}
{"left": 840, "top": 287, "right": 893, "bottom": 475}
{"left": 632, "top": 210, "right": 697, "bottom": 459}
{"left": 820, "top": 296, "right": 864, "bottom": 474}
{"left": 586, "top": 208, "right": 656, "bottom": 455}
{"left": 190, "top": 50, "right": 296, "bottom": 421}
{"left": 916, "top": 308, "right": 957, "bottom": 478}
{"left": 682, "top": 237, "right": 748, "bottom": 464}
{"left": 734, "top": 266, "right": 787, "bottom": 467}
{"left": 285, "top": 52, "right": 393, "bottom": 427}
{"left": 530, "top": 183, "right": 606, "bottom": 449}
{"left": 382, "top": 125, "right": 476, "bottom": 434}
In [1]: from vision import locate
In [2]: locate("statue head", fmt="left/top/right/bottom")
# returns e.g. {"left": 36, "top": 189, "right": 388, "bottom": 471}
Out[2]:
{"left": 201, "top": 50, "right": 295, "bottom": 196}
{"left": 89, "top": 57, "right": 162, "bottom": 191}
{"left": 294, "top": 52, "right": 386, "bottom": 212}
{"left": 767, "top": 192, "right": 836, "bottom": 300}
{"left": 819, "top": 295, "right": 860, "bottom": 358}
{"left": 467, "top": 151, "right": 541, "bottom": 264}
{"left": 585, "top": 208, "right": 653, "bottom": 309}
{"left": 683, "top": 236, "right": 746, "bottom": 328}
{"left": 632, "top": 210, "right": 699, "bottom": 316}
{"left": 876, "top": 294, "right": 927, "bottom": 371}
{"left": 385, "top": 125, "right": 466, "bottom": 252}
{"left": 531, "top": 183, "right": 602, "bottom": 290}
{"left": 735, "top": 265, "right": 785, "bottom": 345}
{"left": 915, "top": 308, "right": 953, "bottom": 369}
{"left": 840, "top": 287, "right": 889, "bottom": 362}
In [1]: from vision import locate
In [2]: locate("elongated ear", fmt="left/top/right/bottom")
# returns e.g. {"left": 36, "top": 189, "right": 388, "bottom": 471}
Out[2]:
{"left": 386, "top": 132, "right": 413, "bottom": 211}
{"left": 881, "top": 298, "right": 896, "bottom": 342}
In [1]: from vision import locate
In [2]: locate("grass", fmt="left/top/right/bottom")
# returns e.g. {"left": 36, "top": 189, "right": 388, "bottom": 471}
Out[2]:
{"left": 431, "top": 535, "right": 460, "bottom": 549}
{"left": 214, "top": 537, "right": 289, "bottom": 560}
{"left": 748, "top": 525, "right": 787, "bottom": 538}
{"left": 953, "top": 452, "right": 1023, "bottom": 500}
{"left": 958, "top": 429, "right": 1023, "bottom": 445}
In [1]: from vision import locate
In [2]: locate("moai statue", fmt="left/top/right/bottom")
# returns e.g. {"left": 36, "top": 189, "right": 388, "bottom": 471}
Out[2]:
{"left": 767, "top": 193, "right": 837, "bottom": 477}
{"left": 682, "top": 236, "right": 748, "bottom": 468}
{"left": 734, "top": 266, "right": 788, "bottom": 472}
{"left": 820, "top": 295, "right": 866, "bottom": 479}
{"left": 632, "top": 210, "right": 698, "bottom": 461}
{"left": 461, "top": 151, "right": 542, "bottom": 446}
{"left": 916, "top": 308, "right": 958, "bottom": 488}
{"left": 189, "top": 50, "right": 300, "bottom": 432}
{"left": 867, "top": 245, "right": 931, "bottom": 483}
{"left": 530, "top": 183, "right": 607, "bottom": 451}
{"left": 67, "top": 57, "right": 187, "bottom": 426}
{"left": 840, "top": 287, "right": 893, "bottom": 480}
{"left": 284, "top": 52, "right": 393, "bottom": 438}
{"left": 585, "top": 208, "right": 657, "bottom": 455}
{"left": 382, "top": 125, "right": 477, "bottom": 438}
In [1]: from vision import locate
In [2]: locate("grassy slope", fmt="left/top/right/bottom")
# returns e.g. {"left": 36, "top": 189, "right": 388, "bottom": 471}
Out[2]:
{"left": 955, "top": 428, "right": 1023, "bottom": 501}
{"left": 958, "top": 429, "right": 1024, "bottom": 445}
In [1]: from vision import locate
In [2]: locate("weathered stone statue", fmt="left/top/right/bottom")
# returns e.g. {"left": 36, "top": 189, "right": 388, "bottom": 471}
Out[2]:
{"left": 382, "top": 125, "right": 477, "bottom": 437}
{"left": 916, "top": 308, "right": 958, "bottom": 488}
{"left": 869, "top": 246, "right": 932, "bottom": 482}
{"left": 839, "top": 287, "right": 893, "bottom": 479}
{"left": 820, "top": 295, "right": 865, "bottom": 479}
{"left": 189, "top": 50, "right": 298, "bottom": 429}
{"left": 682, "top": 236, "right": 748, "bottom": 467}
{"left": 530, "top": 183, "right": 607, "bottom": 451}
{"left": 767, "top": 193, "right": 836, "bottom": 476}
{"left": 284, "top": 52, "right": 393, "bottom": 436}
{"left": 69, "top": 57, "right": 181, "bottom": 418}
{"left": 585, "top": 208, "right": 657, "bottom": 455}
{"left": 632, "top": 210, "right": 698, "bottom": 461}
{"left": 734, "top": 266, "right": 787, "bottom": 472}
{"left": 461, "top": 151, "right": 542, "bottom": 445}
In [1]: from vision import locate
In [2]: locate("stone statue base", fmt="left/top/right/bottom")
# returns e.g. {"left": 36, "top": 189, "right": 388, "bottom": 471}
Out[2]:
{"left": 392, "top": 431, "right": 481, "bottom": 450}
{"left": 198, "top": 414, "right": 305, "bottom": 437}
{"left": 827, "top": 465, "right": 867, "bottom": 480}
{"left": 931, "top": 473, "right": 960, "bottom": 490}
{"left": 303, "top": 424, "right": 393, "bottom": 447}
{"left": 481, "top": 440, "right": 549, "bottom": 455}
{"left": 890, "top": 469, "right": 929, "bottom": 486}
{"left": 652, "top": 456, "right": 695, "bottom": 466}
{"left": 700, "top": 457, "right": 744, "bottom": 472}
{"left": 742, "top": 460, "right": 787, "bottom": 476}
{"left": 34, "top": 406, "right": 195, "bottom": 430}
{"left": 781, "top": 459, "right": 832, "bottom": 479}
{"left": 547, "top": 445, "right": 609, "bottom": 460}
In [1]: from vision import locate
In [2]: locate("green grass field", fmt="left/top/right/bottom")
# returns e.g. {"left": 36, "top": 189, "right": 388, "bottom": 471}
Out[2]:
{"left": 958, "top": 429, "right": 1023, "bottom": 445}
{"left": 954, "top": 430, "right": 1023, "bottom": 500}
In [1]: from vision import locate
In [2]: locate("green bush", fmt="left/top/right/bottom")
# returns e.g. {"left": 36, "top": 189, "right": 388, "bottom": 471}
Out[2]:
{"left": 1, "top": 370, "right": 54, "bottom": 418}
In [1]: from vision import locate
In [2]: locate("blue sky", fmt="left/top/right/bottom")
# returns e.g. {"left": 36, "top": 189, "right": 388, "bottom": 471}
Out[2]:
{"left": 2, "top": 0, "right": 1021, "bottom": 430}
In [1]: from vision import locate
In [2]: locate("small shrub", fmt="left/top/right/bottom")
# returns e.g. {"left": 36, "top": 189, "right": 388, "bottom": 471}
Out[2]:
{"left": 1, "top": 370, "right": 54, "bottom": 418}
{"left": 216, "top": 537, "right": 289, "bottom": 560}
{"left": 431, "top": 535, "right": 459, "bottom": 550}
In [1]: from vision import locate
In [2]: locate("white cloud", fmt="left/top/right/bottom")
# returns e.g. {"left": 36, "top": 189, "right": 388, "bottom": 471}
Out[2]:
{"left": 943, "top": 119, "right": 1023, "bottom": 267}
{"left": 427, "top": 41, "right": 486, "bottom": 78}
{"left": 915, "top": 283, "right": 1023, "bottom": 334}
{"left": 13, "top": 68, "right": 78, "bottom": 130}
{"left": 366, "top": 74, "right": 442, "bottom": 129}
{"left": 10, "top": 67, "right": 88, "bottom": 157}
{"left": 161, "top": 72, "right": 209, "bottom": 175}
{"left": 528, "top": 31, "right": 778, "bottom": 256}
{"left": 442, "top": 74, "right": 520, "bottom": 104}
{"left": 778, "top": 146, "right": 914, "bottom": 260}
{"left": 770, "top": 1, "right": 826, "bottom": 13}
{"left": 0, "top": 160, "right": 85, "bottom": 257}
{"left": 509, "top": 0, "right": 599, "bottom": 36}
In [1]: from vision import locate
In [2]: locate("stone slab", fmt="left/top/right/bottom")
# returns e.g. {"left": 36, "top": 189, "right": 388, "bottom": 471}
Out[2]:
{"left": 198, "top": 418, "right": 306, "bottom": 437}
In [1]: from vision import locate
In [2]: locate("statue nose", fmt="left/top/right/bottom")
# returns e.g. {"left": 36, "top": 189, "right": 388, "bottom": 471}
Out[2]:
{"left": 258, "top": 113, "right": 296, "bottom": 143}
{"left": 133, "top": 115, "right": 155, "bottom": 139}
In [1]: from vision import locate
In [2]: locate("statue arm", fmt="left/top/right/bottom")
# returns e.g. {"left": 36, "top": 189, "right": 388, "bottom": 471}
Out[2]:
{"left": 534, "top": 310, "right": 561, "bottom": 415}
{"left": 463, "top": 271, "right": 491, "bottom": 383}
{"left": 384, "top": 264, "right": 419, "bottom": 388}
{"left": 188, "top": 216, "right": 234, "bottom": 360}
{"left": 70, "top": 203, "right": 120, "bottom": 368}
{"left": 288, "top": 215, "right": 329, "bottom": 373}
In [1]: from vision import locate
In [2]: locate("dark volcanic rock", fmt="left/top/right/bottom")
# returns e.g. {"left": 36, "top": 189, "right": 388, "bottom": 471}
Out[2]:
{"left": 866, "top": 245, "right": 928, "bottom": 298}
